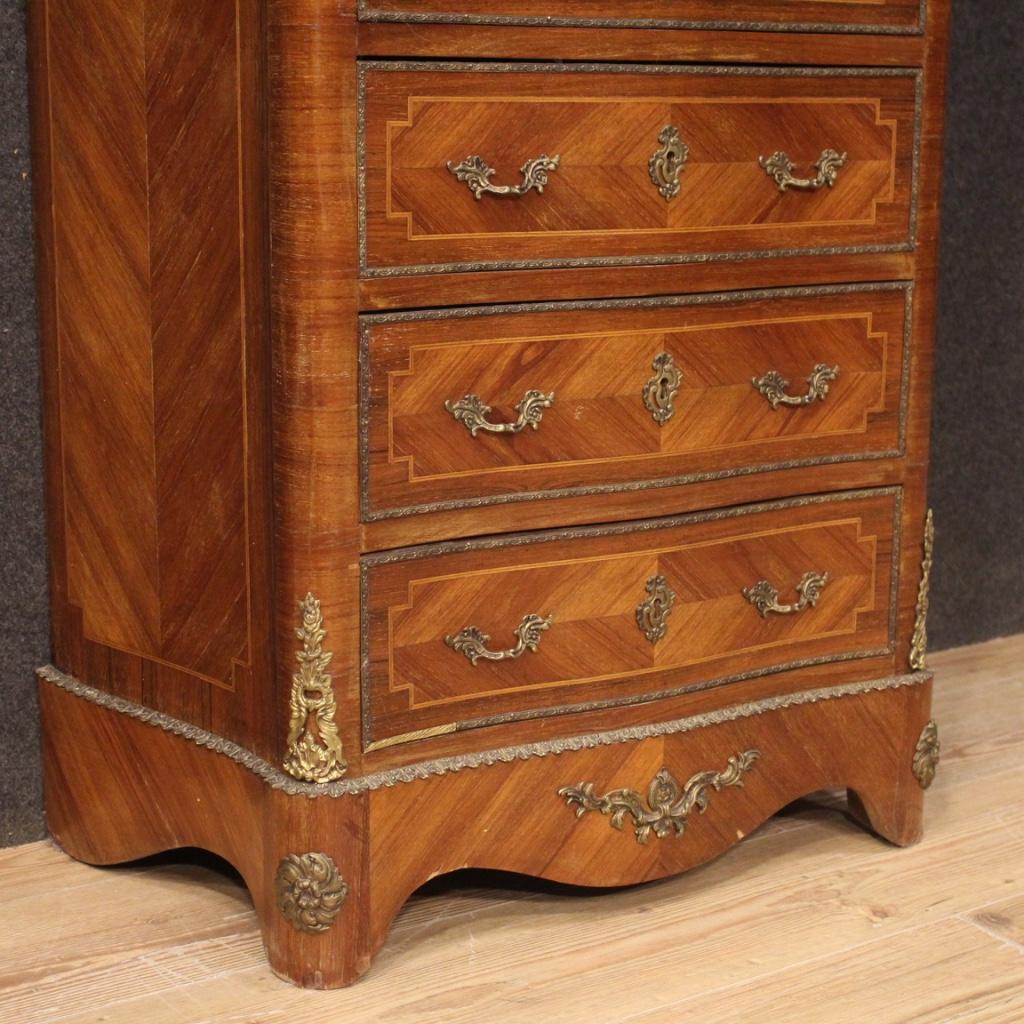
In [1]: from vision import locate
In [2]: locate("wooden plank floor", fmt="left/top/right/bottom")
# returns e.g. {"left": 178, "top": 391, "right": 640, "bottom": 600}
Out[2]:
{"left": 2, "top": 636, "right": 1023, "bottom": 1023}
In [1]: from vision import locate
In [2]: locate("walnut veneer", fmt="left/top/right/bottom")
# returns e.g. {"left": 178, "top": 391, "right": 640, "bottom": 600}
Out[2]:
{"left": 29, "top": 0, "right": 949, "bottom": 988}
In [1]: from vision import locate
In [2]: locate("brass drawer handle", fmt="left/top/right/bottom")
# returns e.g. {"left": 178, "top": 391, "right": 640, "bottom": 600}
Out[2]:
{"left": 445, "top": 390, "right": 555, "bottom": 438}
{"left": 448, "top": 154, "right": 561, "bottom": 200}
{"left": 558, "top": 753, "right": 761, "bottom": 845}
{"left": 636, "top": 575, "right": 677, "bottom": 645}
{"left": 445, "top": 613, "right": 553, "bottom": 666}
{"left": 743, "top": 571, "right": 830, "bottom": 618}
{"left": 759, "top": 149, "right": 847, "bottom": 192}
{"left": 642, "top": 352, "right": 682, "bottom": 425}
{"left": 752, "top": 363, "right": 840, "bottom": 410}
{"left": 648, "top": 126, "right": 689, "bottom": 201}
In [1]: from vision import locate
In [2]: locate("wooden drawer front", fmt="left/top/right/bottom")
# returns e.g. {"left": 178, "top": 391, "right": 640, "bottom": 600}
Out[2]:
{"left": 362, "top": 285, "right": 910, "bottom": 520}
{"left": 360, "top": 63, "right": 919, "bottom": 276}
{"left": 359, "top": 1, "right": 923, "bottom": 35}
{"left": 362, "top": 489, "right": 899, "bottom": 750}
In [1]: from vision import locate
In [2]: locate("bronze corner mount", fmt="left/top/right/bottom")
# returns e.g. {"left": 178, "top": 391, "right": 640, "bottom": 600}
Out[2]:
{"left": 284, "top": 593, "right": 348, "bottom": 784}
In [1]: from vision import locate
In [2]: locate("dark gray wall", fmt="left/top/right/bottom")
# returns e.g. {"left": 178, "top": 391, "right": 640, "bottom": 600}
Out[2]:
{"left": 1, "top": 0, "right": 47, "bottom": 847}
{"left": 2, "top": 3, "right": 1022, "bottom": 847}
{"left": 930, "top": 3, "right": 1024, "bottom": 648}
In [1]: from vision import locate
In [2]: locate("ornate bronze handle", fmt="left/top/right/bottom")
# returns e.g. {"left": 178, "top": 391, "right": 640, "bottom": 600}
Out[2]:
{"left": 642, "top": 352, "right": 682, "bottom": 425}
{"left": 636, "top": 575, "right": 676, "bottom": 645}
{"left": 759, "top": 149, "right": 847, "bottom": 192}
{"left": 445, "top": 390, "right": 555, "bottom": 438}
{"left": 743, "top": 571, "right": 830, "bottom": 618}
{"left": 445, "top": 613, "right": 553, "bottom": 666}
{"left": 648, "top": 126, "right": 689, "bottom": 201}
{"left": 558, "top": 753, "right": 761, "bottom": 845}
{"left": 752, "top": 364, "right": 840, "bottom": 409}
{"left": 447, "top": 154, "right": 561, "bottom": 200}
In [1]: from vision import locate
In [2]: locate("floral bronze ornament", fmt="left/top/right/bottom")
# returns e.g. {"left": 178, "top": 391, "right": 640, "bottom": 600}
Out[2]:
{"left": 284, "top": 593, "right": 348, "bottom": 783}
{"left": 759, "top": 149, "right": 848, "bottom": 192}
{"left": 648, "top": 125, "right": 689, "bottom": 201}
{"left": 636, "top": 575, "right": 677, "bottom": 645}
{"left": 912, "top": 720, "right": 940, "bottom": 790}
{"left": 275, "top": 852, "right": 349, "bottom": 934}
{"left": 910, "top": 509, "right": 935, "bottom": 670}
{"left": 558, "top": 751, "right": 760, "bottom": 845}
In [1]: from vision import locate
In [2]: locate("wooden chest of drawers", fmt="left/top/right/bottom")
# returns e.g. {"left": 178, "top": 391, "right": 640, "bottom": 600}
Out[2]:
{"left": 30, "top": 0, "right": 947, "bottom": 988}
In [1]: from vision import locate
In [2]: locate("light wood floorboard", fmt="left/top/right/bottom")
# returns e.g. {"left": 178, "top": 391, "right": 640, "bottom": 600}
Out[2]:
{"left": 2, "top": 636, "right": 1022, "bottom": 1023}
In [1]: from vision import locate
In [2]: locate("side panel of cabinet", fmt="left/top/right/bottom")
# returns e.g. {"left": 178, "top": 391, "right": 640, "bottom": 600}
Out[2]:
{"left": 31, "top": 0, "right": 277, "bottom": 752}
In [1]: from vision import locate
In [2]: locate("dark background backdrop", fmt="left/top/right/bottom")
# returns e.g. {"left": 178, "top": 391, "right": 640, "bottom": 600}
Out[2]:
{"left": 2, "top": 2, "right": 1022, "bottom": 846}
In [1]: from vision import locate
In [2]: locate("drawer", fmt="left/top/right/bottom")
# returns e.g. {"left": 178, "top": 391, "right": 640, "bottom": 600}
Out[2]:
{"left": 359, "top": 62, "right": 920, "bottom": 276}
{"left": 358, "top": 1, "right": 923, "bottom": 34}
{"left": 362, "top": 488, "right": 900, "bottom": 750}
{"left": 361, "top": 284, "right": 911, "bottom": 520}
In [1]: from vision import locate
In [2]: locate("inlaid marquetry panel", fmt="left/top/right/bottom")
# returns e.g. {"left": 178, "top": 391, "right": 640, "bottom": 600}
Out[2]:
{"left": 362, "top": 489, "right": 900, "bottom": 749}
{"left": 38, "top": 0, "right": 272, "bottom": 735}
{"left": 360, "top": 63, "right": 919, "bottom": 275}
{"left": 361, "top": 284, "right": 910, "bottom": 521}
{"left": 358, "top": 0, "right": 924, "bottom": 34}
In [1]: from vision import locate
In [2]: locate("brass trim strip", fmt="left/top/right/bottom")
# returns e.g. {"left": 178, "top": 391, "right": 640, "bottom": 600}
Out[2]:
{"left": 356, "top": 0, "right": 927, "bottom": 37}
{"left": 38, "top": 664, "right": 931, "bottom": 798}
{"left": 360, "top": 486, "right": 904, "bottom": 749}
{"left": 356, "top": 63, "right": 923, "bottom": 278}
{"left": 358, "top": 282, "right": 915, "bottom": 521}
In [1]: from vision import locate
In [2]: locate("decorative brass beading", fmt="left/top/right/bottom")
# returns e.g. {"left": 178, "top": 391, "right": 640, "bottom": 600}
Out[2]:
{"left": 648, "top": 125, "right": 689, "bottom": 201}
{"left": 284, "top": 594, "right": 348, "bottom": 784}
{"left": 559, "top": 751, "right": 761, "bottom": 844}
{"left": 448, "top": 153, "right": 560, "bottom": 200}
{"left": 40, "top": 662, "right": 930, "bottom": 797}
{"left": 759, "top": 149, "right": 848, "bottom": 192}
{"left": 753, "top": 364, "right": 840, "bottom": 410}
{"left": 636, "top": 575, "right": 677, "bottom": 645}
{"left": 445, "top": 389, "right": 555, "bottom": 437}
{"left": 642, "top": 352, "right": 682, "bottom": 425}
{"left": 744, "top": 571, "right": 830, "bottom": 618}
{"left": 912, "top": 719, "right": 940, "bottom": 789}
{"left": 910, "top": 509, "right": 934, "bottom": 670}
{"left": 446, "top": 613, "right": 553, "bottom": 666}
{"left": 357, "top": 4, "right": 928, "bottom": 35}
{"left": 275, "top": 852, "right": 348, "bottom": 934}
